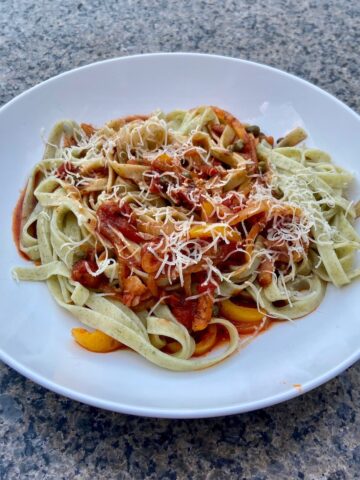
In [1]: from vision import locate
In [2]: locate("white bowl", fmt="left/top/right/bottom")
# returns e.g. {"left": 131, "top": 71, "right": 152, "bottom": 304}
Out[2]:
{"left": 1, "top": 53, "right": 359, "bottom": 418}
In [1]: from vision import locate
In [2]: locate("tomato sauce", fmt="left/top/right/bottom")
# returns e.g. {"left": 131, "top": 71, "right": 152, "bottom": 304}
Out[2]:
{"left": 12, "top": 187, "right": 30, "bottom": 260}
{"left": 200, "top": 317, "right": 279, "bottom": 358}
{"left": 166, "top": 294, "right": 197, "bottom": 330}
{"left": 208, "top": 324, "right": 229, "bottom": 352}
{"left": 215, "top": 241, "right": 244, "bottom": 267}
{"left": 56, "top": 162, "right": 79, "bottom": 179}
{"left": 88, "top": 166, "right": 108, "bottom": 177}
{"left": 96, "top": 201, "right": 143, "bottom": 244}
{"left": 71, "top": 259, "right": 106, "bottom": 289}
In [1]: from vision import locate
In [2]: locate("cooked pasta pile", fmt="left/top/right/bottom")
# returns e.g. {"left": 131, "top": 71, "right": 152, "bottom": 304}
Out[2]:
{"left": 13, "top": 107, "right": 360, "bottom": 370}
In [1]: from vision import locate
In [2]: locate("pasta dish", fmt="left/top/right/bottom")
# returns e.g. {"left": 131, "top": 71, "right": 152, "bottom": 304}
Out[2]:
{"left": 13, "top": 107, "right": 360, "bottom": 370}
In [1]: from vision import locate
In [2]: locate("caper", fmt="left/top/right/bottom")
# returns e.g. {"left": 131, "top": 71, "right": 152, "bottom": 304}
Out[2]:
{"left": 272, "top": 187, "right": 283, "bottom": 199}
{"left": 229, "top": 139, "right": 244, "bottom": 152}
{"left": 245, "top": 125, "right": 261, "bottom": 137}
{"left": 180, "top": 158, "right": 189, "bottom": 168}
{"left": 258, "top": 160, "right": 267, "bottom": 174}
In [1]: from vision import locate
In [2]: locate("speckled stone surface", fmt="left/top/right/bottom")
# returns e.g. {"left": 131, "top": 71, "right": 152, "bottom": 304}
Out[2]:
{"left": 1, "top": 1, "right": 360, "bottom": 478}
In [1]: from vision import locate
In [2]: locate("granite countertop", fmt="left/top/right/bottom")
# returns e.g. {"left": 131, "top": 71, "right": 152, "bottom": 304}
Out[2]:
{"left": 1, "top": 1, "right": 360, "bottom": 478}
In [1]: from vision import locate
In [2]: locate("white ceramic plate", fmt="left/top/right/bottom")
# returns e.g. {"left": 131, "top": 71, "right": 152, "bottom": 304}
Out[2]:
{"left": 1, "top": 53, "right": 359, "bottom": 418}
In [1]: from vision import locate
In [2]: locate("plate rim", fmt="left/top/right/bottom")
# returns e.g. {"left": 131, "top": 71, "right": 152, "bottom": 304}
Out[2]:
{"left": 1, "top": 345, "right": 360, "bottom": 419}
{"left": 1, "top": 52, "right": 359, "bottom": 119}
{"left": 1, "top": 52, "right": 359, "bottom": 419}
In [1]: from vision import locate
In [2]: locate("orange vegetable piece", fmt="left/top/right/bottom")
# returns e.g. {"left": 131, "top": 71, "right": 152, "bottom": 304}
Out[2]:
{"left": 258, "top": 257, "right": 274, "bottom": 287}
{"left": 80, "top": 123, "right": 96, "bottom": 137}
{"left": 234, "top": 318, "right": 270, "bottom": 335}
{"left": 194, "top": 324, "right": 218, "bottom": 356}
{"left": 146, "top": 273, "right": 159, "bottom": 297}
{"left": 72, "top": 328, "right": 122, "bottom": 353}
{"left": 228, "top": 200, "right": 302, "bottom": 226}
{"left": 152, "top": 153, "right": 180, "bottom": 172}
{"left": 166, "top": 341, "right": 181, "bottom": 354}
{"left": 201, "top": 201, "right": 215, "bottom": 221}
{"left": 141, "top": 248, "right": 161, "bottom": 273}
{"left": 63, "top": 135, "right": 77, "bottom": 148}
{"left": 210, "top": 106, "right": 249, "bottom": 142}
{"left": 192, "top": 294, "right": 214, "bottom": 331}
{"left": 189, "top": 223, "right": 241, "bottom": 242}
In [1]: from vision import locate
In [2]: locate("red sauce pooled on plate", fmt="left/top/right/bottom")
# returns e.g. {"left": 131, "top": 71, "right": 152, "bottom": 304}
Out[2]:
{"left": 12, "top": 187, "right": 30, "bottom": 261}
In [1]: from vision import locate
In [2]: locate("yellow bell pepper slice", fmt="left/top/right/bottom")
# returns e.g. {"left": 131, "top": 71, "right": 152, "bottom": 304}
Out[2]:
{"left": 166, "top": 341, "right": 181, "bottom": 353}
{"left": 194, "top": 324, "right": 218, "bottom": 356}
{"left": 167, "top": 325, "right": 218, "bottom": 356}
{"left": 189, "top": 223, "right": 241, "bottom": 242}
{"left": 72, "top": 328, "right": 123, "bottom": 353}
{"left": 201, "top": 201, "right": 215, "bottom": 220}
{"left": 220, "top": 299, "right": 266, "bottom": 323}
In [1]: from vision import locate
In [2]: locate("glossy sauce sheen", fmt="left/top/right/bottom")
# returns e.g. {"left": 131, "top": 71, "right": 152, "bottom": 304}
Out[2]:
{"left": 12, "top": 188, "right": 30, "bottom": 260}
{"left": 209, "top": 318, "right": 277, "bottom": 355}
{"left": 210, "top": 326, "right": 230, "bottom": 352}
